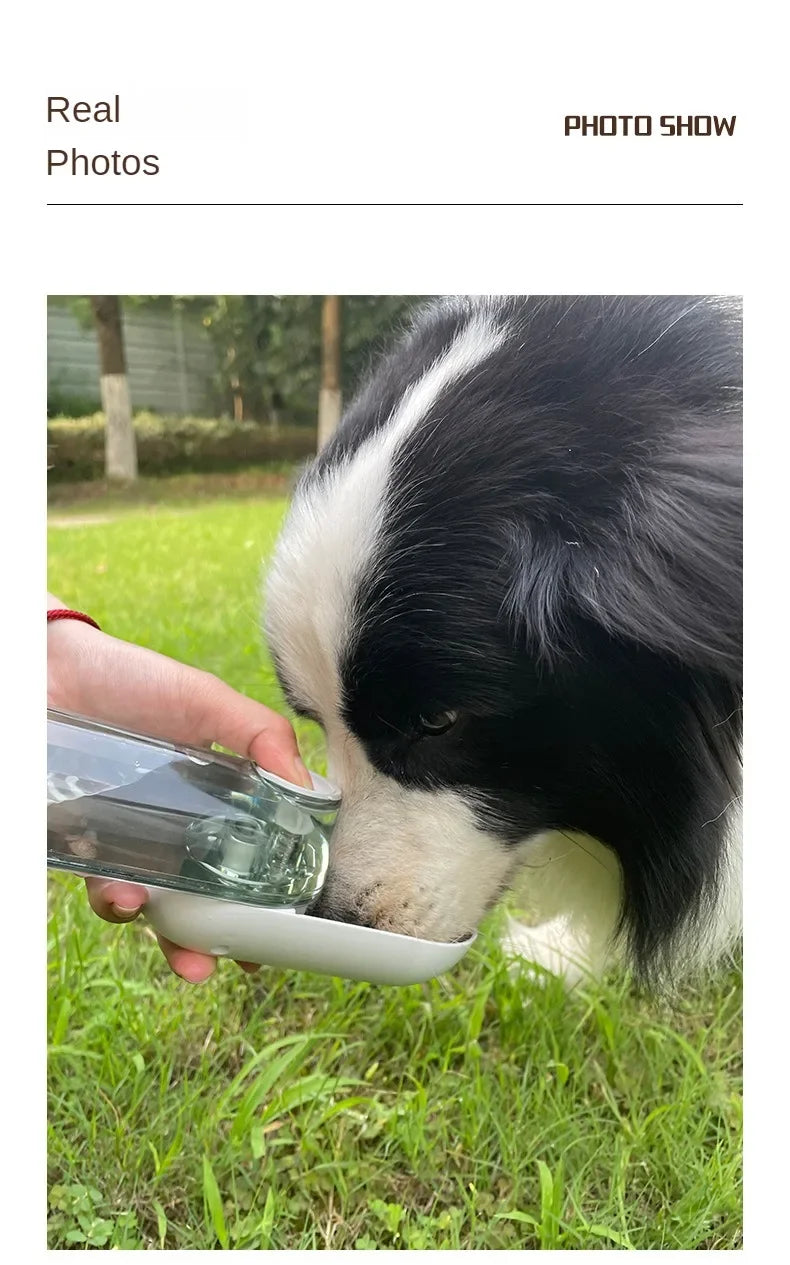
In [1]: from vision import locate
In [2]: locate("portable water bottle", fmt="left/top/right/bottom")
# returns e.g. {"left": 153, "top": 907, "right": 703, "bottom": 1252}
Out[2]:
{"left": 47, "top": 709, "right": 474, "bottom": 984}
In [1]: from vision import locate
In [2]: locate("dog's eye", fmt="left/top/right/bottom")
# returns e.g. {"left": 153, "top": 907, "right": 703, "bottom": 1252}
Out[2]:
{"left": 418, "top": 709, "right": 459, "bottom": 737}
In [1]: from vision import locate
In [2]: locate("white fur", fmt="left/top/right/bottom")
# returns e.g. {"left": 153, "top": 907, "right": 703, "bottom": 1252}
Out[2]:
{"left": 316, "top": 731, "right": 517, "bottom": 940}
{"left": 682, "top": 792, "right": 743, "bottom": 972}
{"left": 503, "top": 794, "right": 742, "bottom": 985}
{"left": 502, "top": 831, "right": 624, "bottom": 986}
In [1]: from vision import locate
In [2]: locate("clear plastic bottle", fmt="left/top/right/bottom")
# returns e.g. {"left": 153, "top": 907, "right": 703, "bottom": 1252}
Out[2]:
{"left": 47, "top": 709, "right": 338, "bottom": 910}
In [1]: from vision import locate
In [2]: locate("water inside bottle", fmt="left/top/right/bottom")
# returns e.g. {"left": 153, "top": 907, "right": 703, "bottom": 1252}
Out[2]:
{"left": 47, "top": 711, "right": 331, "bottom": 908}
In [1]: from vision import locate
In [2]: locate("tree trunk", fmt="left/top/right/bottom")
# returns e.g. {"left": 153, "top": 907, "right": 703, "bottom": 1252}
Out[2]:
{"left": 318, "top": 296, "right": 342, "bottom": 449}
{"left": 227, "top": 345, "right": 244, "bottom": 421}
{"left": 90, "top": 296, "right": 137, "bottom": 481}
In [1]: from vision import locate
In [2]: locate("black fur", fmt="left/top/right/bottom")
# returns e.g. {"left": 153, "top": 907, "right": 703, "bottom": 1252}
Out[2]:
{"left": 305, "top": 296, "right": 742, "bottom": 978}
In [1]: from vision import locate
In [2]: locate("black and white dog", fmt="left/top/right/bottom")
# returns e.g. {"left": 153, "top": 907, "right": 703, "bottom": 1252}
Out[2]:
{"left": 265, "top": 296, "right": 742, "bottom": 987}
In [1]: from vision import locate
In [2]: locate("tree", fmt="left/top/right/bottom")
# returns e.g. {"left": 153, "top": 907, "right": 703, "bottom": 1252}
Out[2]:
{"left": 116, "top": 295, "right": 419, "bottom": 428}
{"left": 318, "top": 296, "right": 343, "bottom": 448}
{"left": 66, "top": 294, "right": 423, "bottom": 432}
{"left": 198, "top": 295, "right": 320, "bottom": 425}
{"left": 89, "top": 296, "right": 137, "bottom": 481}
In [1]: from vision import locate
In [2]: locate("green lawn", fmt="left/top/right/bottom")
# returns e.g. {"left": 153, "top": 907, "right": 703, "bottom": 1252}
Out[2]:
{"left": 47, "top": 488, "right": 742, "bottom": 1250}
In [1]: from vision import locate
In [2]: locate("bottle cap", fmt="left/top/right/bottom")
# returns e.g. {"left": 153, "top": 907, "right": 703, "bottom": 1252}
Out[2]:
{"left": 253, "top": 765, "right": 341, "bottom": 813}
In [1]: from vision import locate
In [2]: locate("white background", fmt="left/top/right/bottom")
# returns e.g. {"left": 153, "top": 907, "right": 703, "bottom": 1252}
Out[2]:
{"left": 34, "top": 2, "right": 743, "bottom": 205}
{"left": 2, "top": 1, "right": 786, "bottom": 1258}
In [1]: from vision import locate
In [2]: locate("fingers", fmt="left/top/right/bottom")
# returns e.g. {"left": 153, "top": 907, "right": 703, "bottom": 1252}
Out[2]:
{"left": 154, "top": 938, "right": 259, "bottom": 981}
{"left": 84, "top": 880, "right": 259, "bottom": 981}
{"left": 64, "top": 630, "right": 313, "bottom": 789}
{"left": 86, "top": 878, "right": 148, "bottom": 923}
{"left": 189, "top": 671, "right": 313, "bottom": 789}
{"left": 62, "top": 633, "right": 309, "bottom": 982}
{"left": 155, "top": 934, "right": 217, "bottom": 982}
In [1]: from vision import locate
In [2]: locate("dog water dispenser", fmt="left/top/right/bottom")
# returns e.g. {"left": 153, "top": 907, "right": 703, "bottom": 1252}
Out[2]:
{"left": 47, "top": 709, "right": 475, "bottom": 984}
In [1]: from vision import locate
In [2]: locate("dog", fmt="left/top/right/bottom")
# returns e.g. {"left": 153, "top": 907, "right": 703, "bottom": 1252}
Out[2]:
{"left": 265, "top": 296, "right": 742, "bottom": 988}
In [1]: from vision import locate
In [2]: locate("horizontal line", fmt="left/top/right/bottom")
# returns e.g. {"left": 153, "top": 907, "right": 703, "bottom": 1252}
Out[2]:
{"left": 46, "top": 201, "right": 744, "bottom": 208}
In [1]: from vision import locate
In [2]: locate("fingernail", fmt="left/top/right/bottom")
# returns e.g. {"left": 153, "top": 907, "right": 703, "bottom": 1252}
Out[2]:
{"left": 111, "top": 902, "right": 141, "bottom": 918}
{"left": 103, "top": 882, "right": 146, "bottom": 910}
{"left": 293, "top": 757, "right": 313, "bottom": 790}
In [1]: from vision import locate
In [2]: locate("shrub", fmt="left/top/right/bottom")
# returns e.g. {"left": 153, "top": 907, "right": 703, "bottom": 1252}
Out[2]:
{"left": 47, "top": 389, "right": 102, "bottom": 419}
{"left": 47, "top": 413, "right": 317, "bottom": 482}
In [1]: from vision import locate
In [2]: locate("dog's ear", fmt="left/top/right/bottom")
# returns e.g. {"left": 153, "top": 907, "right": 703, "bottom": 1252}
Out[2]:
{"left": 503, "top": 295, "right": 742, "bottom": 682}
{"left": 503, "top": 444, "right": 742, "bottom": 682}
{"left": 505, "top": 478, "right": 738, "bottom": 683}
{"left": 585, "top": 296, "right": 742, "bottom": 680}
{"left": 573, "top": 447, "right": 742, "bottom": 680}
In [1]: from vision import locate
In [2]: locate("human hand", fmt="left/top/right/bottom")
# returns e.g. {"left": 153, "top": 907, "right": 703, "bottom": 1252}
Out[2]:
{"left": 48, "top": 597, "right": 311, "bottom": 981}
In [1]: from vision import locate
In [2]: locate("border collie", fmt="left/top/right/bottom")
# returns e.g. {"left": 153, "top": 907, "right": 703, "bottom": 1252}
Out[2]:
{"left": 265, "top": 296, "right": 742, "bottom": 987}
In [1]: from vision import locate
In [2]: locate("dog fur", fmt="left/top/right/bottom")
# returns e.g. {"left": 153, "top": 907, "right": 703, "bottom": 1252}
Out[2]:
{"left": 265, "top": 296, "right": 742, "bottom": 987}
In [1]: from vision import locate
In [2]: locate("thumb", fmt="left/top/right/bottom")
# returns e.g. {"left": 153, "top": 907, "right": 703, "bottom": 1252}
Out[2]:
{"left": 56, "top": 629, "right": 314, "bottom": 790}
{"left": 187, "top": 670, "right": 313, "bottom": 789}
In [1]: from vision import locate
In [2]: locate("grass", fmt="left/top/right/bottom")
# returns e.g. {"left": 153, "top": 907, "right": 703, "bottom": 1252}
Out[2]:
{"left": 47, "top": 487, "right": 743, "bottom": 1250}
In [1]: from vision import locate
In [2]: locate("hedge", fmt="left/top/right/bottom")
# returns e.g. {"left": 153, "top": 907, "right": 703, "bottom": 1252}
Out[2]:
{"left": 47, "top": 413, "right": 318, "bottom": 482}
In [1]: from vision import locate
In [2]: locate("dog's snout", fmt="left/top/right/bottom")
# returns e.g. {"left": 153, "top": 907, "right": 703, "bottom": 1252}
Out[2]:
{"left": 306, "top": 890, "right": 376, "bottom": 930}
